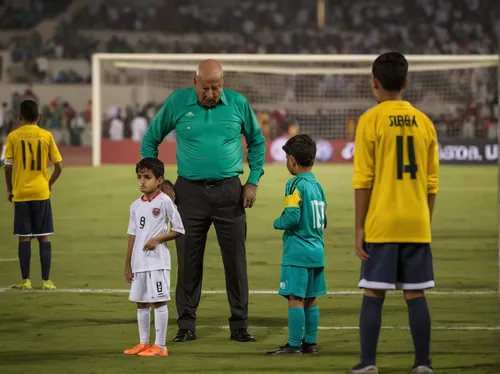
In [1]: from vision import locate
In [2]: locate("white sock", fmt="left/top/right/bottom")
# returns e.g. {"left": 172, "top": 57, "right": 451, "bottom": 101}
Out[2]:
{"left": 154, "top": 305, "right": 168, "bottom": 349}
{"left": 137, "top": 307, "right": 151, "bottom": 345}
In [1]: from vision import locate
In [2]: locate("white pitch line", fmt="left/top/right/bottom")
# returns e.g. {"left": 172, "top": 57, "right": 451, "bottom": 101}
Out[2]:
{"left": 0, "top": 288, "right": 497, "bottom": 295}
{"left": 0, "top": 258, "right": 18, "bottom": 262}
{"left": 196, "top": 325, "right": 500, "bottom": 331}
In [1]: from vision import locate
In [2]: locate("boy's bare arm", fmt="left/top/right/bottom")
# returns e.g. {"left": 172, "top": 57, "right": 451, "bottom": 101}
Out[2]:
{"left": 49, "top": 162, "right": 63, "bottom": 190}
{"left": 124, "top": 235, "right": 135, "bottom": 283}
{"left": 143, "top": 230, "right": 183, "bottom": 251}
{"left": 428, "top": 194, "right": 436, "bottom": 223}
{"left": 4, "top": 165, "right": 13, "bottom": 202}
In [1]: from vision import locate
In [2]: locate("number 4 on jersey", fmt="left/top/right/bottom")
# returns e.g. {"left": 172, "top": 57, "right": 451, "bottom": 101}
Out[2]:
{"left": 396, "top": 135, "right": 418, "bottom": 180}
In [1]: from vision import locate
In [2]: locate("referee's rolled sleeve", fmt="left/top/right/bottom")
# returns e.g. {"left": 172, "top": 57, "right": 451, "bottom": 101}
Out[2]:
{"left": 241, "top": 99, "right": 266, "bottom": 186}
{"left": 140, "top": 97, "right": 175, "bottom": 159}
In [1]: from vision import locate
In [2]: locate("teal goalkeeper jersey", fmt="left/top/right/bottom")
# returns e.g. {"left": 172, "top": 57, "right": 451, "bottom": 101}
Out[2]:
{"left": 273, "top": 172, "right": 327, "bottom": 268}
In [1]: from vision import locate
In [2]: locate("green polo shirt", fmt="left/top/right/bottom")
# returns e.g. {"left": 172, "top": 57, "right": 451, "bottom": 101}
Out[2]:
{"left": 140, "top": 87, "right": 266, "bottom": 185}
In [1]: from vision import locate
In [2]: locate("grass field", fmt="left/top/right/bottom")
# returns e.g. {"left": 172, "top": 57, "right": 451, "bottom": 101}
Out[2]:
{"left": 0, "top": 164, "right": 498, "bottom": 374}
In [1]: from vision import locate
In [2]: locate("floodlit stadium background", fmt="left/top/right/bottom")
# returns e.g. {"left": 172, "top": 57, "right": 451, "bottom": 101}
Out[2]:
{"left": 0, "top": 1, "right": 498, "bottom": 373}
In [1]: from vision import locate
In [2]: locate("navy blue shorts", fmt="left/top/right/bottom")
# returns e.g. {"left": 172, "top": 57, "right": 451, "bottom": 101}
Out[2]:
{"left": 14, "top": 199, "right": 54, "bottom": 237}
{"left": 358, "top": 243, "right": 434, "bottom": 290}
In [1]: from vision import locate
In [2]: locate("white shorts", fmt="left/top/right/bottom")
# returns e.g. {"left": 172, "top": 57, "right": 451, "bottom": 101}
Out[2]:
{"left": 129, "top": 269, "right": 171, "bottom": 303}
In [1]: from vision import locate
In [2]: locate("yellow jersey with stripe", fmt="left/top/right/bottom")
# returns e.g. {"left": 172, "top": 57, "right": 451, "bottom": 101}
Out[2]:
{"left": 5, "top": 124, "right": 63, "bottom": 202}
{"left": 273, "top": 172, "right": 327, "bottom": 268}
{"left": 353, "top": 101, "right": 439, "bottom": 243}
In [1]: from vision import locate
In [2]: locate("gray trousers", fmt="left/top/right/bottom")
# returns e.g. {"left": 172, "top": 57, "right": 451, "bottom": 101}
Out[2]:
{"left": 174, "top": 176, "right": 249, "bottom": 332}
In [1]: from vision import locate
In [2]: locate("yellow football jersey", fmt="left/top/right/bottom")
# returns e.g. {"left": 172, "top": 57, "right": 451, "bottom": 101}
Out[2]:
{"left": 353, "top": 101, "right": 439, "bottom": 243}
{"left": 5, "top": 124, "right": 63, "bottom": 202}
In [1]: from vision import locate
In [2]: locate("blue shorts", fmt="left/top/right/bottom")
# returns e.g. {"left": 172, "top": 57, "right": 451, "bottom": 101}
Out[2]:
{"left": 278, "top": 265, "right": 327, "bottom": 299}
{"left": 14, "top": 199, "right": 54, "bottom": 237}
{"left": 359, "top": 243, "right": 435, "bottom": 291}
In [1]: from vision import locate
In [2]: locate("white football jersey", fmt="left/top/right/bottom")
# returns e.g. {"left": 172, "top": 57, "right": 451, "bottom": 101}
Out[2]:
{"left": 127, "top": 191, "right": 185, "bottom": 273}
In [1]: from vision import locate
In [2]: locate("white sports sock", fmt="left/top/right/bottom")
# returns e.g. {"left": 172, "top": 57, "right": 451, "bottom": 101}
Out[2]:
{"left": 154, "top": 305, "right": 168, "bottom": 349}
{"left": 137, "top": 307, "right": 151, "bottom": 345}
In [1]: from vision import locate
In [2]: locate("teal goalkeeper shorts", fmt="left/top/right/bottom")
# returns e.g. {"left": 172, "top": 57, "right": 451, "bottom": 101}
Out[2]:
{"left": 278, "top": 265, "right": 327, "bottom": 299}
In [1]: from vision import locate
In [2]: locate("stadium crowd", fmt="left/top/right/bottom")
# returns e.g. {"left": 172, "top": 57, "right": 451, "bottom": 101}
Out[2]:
{"left": 0, "top": 0, "right": 498, "bottom": 145}
{"left": 8, "top": 0, "right": 498, "bottom": 63}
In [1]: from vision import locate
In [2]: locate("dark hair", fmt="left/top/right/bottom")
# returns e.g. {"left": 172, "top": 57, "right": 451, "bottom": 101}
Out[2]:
{"left": 372, "top": 52, "right": 408, "bottom": 91}
{"left": 19, "top": 100, "right": 39, "bottom": 123}
{"left": 282, "top": 134, "right": 316, "bottom": 167}
{"left": 135, "top": 158, "right": 164, "bottom": 178}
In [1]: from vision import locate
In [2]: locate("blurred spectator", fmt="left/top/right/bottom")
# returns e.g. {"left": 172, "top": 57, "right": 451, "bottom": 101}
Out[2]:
{"left": 131, "top": 113, "right": 148, "bottom": 142}
{"left": 23, "top": 84, "right": 39, "bottom": 103}
{"left": 109, "top": 112, "right": 125, "bottom": 141}
{"left": 462, "top": 115, "right": 476, "bottom": 139}
{"left": 288, "top": 118, "right": 300, "bottom": 136}
{"left": 0, "top": 103, "right": 8, "bottom": 130}
{"left": 485, "top": 118, "right": 497, "bottom": 140}
{"left": 70, "top": 112, "right": 86, "bottom": 146}
{"left": 256, "top": 112, "right": 270, "bottom": 140}
{"left": 34, "top": 55, "right": 49, "bottom": 81}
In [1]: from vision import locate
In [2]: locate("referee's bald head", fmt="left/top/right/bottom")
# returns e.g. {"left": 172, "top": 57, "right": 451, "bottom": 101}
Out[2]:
{"left": 194, "top": 59, "right": 224, "bottom": 107}
{"left": 195, "top": 59, "right": 224, "bottom": 79}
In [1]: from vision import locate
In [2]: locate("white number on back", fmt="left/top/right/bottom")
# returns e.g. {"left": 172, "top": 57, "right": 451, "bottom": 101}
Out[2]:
{"left": 311, "top": 200, "right": 325, "bottom": 229}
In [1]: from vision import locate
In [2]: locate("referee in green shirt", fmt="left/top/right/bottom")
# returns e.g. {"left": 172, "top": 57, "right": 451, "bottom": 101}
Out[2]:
{"left": 140, "top": 59, "right": 266, "bottom": 343}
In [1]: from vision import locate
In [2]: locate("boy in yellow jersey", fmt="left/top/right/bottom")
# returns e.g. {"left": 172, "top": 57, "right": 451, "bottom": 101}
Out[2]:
{"left": 4, "top": 100, "right": 63, "bottom": 290}
{"left": 350, "top": 52, "right": 438, "bottom": 374}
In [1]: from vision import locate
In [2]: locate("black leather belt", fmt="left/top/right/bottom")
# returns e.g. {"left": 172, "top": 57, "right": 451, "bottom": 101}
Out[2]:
{"left": 189, "top": 177, "right": 235, "bottom": 188}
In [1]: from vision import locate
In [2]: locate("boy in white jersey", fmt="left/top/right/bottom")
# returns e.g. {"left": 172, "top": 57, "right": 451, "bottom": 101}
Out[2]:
{"left": 124, "top": 158, "right": 185, "bottom": 357}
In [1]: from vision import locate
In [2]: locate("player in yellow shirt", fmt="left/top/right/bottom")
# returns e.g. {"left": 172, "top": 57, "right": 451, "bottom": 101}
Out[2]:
{"left": 350, "top": 52, "right": 439, "bottom": 374}
{"left": 4, "top": 100, "right": 63, "bottom": 290}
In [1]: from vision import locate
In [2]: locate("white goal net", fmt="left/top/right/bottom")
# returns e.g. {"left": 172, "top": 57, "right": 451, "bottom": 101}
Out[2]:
{"left": 91, "top": 53, "right": 499, "bottom": 167}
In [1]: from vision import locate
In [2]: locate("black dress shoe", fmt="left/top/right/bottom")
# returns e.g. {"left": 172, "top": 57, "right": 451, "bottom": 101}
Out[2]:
{"left": 266, "top": 343, "right": 303, "bottom": 355}
{"left": 172, "top": 329, "right": 196, "bottom": 342}
{"left": 230, "top": 328, "right": 256, "bottom": 342}
{"left": 302, "top": 341, "right": 319, "bottom": 354}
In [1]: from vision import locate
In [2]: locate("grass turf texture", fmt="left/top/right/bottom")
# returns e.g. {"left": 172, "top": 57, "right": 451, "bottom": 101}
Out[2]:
{"left": 0, "top": 164, "right": 498, "bottom": 374}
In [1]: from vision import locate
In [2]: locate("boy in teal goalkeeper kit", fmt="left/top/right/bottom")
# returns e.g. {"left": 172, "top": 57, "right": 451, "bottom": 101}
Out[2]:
{"left": 267, "top": 134, "right": 327, "bottom": 355}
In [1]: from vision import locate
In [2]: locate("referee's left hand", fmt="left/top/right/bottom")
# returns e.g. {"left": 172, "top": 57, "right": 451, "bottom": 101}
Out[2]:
{"left": 7, "top": 191, "right": 13, "bottom": 203}
{"left": 242, "top": 183, "right": 257, "bottom": 208}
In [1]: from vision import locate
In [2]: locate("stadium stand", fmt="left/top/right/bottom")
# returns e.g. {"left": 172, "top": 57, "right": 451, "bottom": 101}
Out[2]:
{"left": 0, "top": 0, "right": 497, "bottom": 146}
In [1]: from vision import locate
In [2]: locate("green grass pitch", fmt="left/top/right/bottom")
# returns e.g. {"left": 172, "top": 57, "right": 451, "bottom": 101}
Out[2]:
{"left": 0, "top": 164, "right": 498, "bottom": 374}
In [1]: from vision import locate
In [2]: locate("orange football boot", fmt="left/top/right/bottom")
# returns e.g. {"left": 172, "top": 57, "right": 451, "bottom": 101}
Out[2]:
{"left": 137, "top": 345, "right": 168, "bottom": 357}
{"left": 124, "top": 343, "right": 150, "bottom": 355}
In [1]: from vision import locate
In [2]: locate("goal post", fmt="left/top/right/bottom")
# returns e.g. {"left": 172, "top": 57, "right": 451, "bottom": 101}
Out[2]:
{"left": 91, "top": 53, "right": 500, "bottom": 169}
{"left": 92, "top": 53, "right": 500, "bottom": 290}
